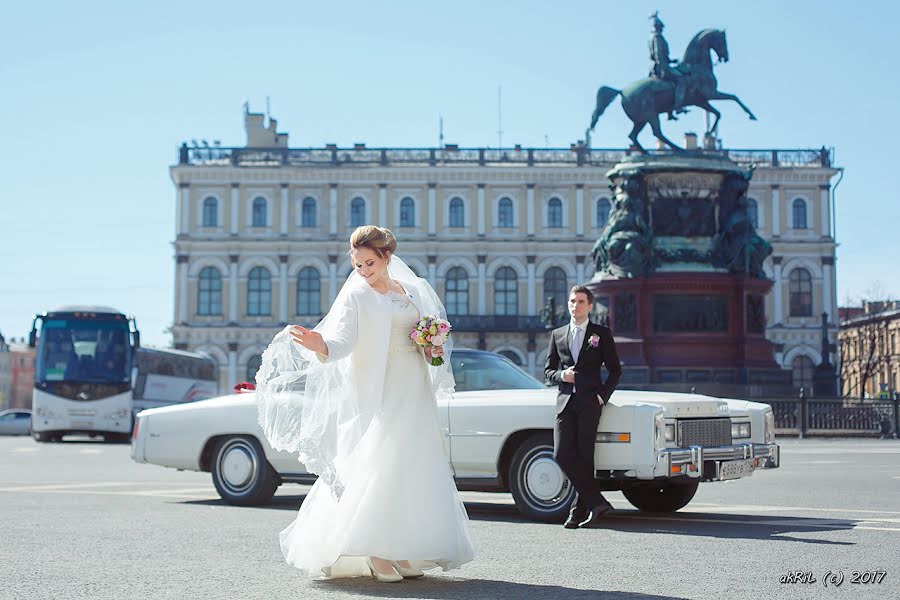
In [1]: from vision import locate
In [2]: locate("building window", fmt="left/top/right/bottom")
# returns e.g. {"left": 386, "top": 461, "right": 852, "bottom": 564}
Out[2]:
{"left": 296, "top": 267, "right": 321, "bottom": 316}
{"left": 494, "top": 267, "right": 518, "bottom": 315}
{"left": 252, "top": 197, "right": 267, "bottom": 227}
{"left": 445, "top": 267, "right": 469, "bottom": 316}
{"left": 789, "top": 268, "right": 813, "bottom": 316}
{"left": 301, "top": 197, "right": 317, "bottom": 228}
{"left": 596, "top": 197, "right": 611, "bottom": 227}
{"left": 400, "top": 197, "right": 415, "bottom": 227}
{"left": 350, "top": 197, "right": 366, "bottom": 228}
{"left": 791, "top": 355, "right": 814, "bottom": 393}
{"left": 499, "top": 350, "right": 523, "bottom": 366}
{"left": 449, "top": 197, "right": 465, "bottom": 228}
{"left": 543, "top": 267, "right": 568, "bottom": 311}
{"left": 747, "top": 198, "right": 759, "bottom": 229}
{"left": 792, "top": 198, "right": 807, "bottom": 229}
{"left": 202, "top": 197, "right": 218, "bottom": 227}
{"left": 246, "top": 354, "right": 262, "bottom": 382}
{"left": 197, "top": 267, "right": 222, "bottom": 315}
{"left": 547, "top": 197, "right": 563, "bottom": 228}
{"left": 498, "top": 197, "right": 514, "bottom": 228}
{"left": 247, "top": 267, "right": 271, "bottom": 316}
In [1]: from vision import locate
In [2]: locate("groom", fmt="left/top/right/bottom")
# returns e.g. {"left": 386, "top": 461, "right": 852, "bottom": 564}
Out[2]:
{"left": 545, "top": 285, "right": 622, "bottom": 529}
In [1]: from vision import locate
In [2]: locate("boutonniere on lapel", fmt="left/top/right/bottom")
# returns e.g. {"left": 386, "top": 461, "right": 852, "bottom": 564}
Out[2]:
{"left": 588, "top": 334, "right": 600, "bottom": 348}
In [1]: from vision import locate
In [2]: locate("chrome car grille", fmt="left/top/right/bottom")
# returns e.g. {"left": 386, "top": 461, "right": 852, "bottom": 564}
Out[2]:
{"left": 677, "top": 418, "right": 732, "bottom": 447}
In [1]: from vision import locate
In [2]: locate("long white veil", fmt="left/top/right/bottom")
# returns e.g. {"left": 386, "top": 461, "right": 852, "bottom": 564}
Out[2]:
{"left": 255, "top": 255, "right": 454, "bottom": 498}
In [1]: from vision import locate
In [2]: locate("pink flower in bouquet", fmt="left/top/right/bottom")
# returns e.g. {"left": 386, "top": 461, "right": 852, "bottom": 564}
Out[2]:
{"left": 431, "top": 334, "right": 446, "bottom": 347}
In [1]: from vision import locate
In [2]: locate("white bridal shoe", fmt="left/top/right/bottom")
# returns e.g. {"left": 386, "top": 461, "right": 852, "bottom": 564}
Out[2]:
{"left": 391, "top": 561, "right": 425, "bottom": 579}
{"left": 365, "top": 557, "right": 403, "bottom": 583}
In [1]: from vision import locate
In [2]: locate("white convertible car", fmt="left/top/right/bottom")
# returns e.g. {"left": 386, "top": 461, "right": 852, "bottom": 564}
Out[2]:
{"left": 131, "top": 349, "right": 780, "bottom": 521}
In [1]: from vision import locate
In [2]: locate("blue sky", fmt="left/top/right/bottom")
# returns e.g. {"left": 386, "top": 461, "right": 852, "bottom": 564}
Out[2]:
{"left": 1, "top": 1, "right": 898, "bottom": 347}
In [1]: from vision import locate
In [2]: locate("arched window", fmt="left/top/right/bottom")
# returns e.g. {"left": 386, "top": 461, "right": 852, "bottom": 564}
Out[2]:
{"left": 547, "top": 197, "right": 563, "bottom": 228}
{"left": 350, "top": 197, "right": 366, "bottom": 228}
{"left": 789, "top": 268, "right": 813, "bottom": 316}
{"left": 252, "top": 197, "right": 267, "bottom": 227}
{"left": 498, "top": 197, "right": 514, "bottom": 228}
{"left": 746, "top": 198, "right": 759, "bottom": 229}
{"left": 791, "top": 355, "right": 814, "bottom": 393}
{"left": 596, "top": 197, "right": 611, "bottom": 228}
{"left": 400, "top": 197, "right": 415, "bottom": 227}
{"left": 301, "top": 197, "right": 317, "bottom": 228}
{"left": 449, "top": 197, "right": 465, "bottom": 228}
{"left": 499, "top": 350, "right": 523, "bottom": 366}
{"left": 445, "top": 267, "right": 469, "bottom": 316}
{"left": 246, "top": 354, "right": 262, "bottom": 382}
{"left": 296, "top": 267, "right": 321, "bottom": 316}
{"left": 792, "top": 198, "right": 807, "bottom": 229}
{"left": 202, "top": 197, "right": 218, "bottom": 227}
{"left": 543, "top": 267, "right": 568, "bottom": 311}
{"left": 197, "top": 267, "right": 222, "bottom": 315}
{"left": 494, "top": 267, "right": 518, "bottom": 315}
{"left": 247, "top": 267, "right": 271, "bottom": 316}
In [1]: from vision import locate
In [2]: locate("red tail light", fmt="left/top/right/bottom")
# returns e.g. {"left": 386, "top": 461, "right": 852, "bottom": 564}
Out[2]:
{"left": 132, "top": 418, "right": 140, "bottom": 441}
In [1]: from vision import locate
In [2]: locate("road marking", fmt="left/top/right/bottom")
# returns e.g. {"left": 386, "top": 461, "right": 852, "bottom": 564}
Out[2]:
{"left": 78, "top": 448, "right": 102, "bottom": 454}
{"left": 12, "top": 447, "right": 39, "bottom": 453}
{"left": 0, "top": 481, "right": 140, "bottom": 492}
{"left": 688, "top": 501, "right": 900, "bottom": 516}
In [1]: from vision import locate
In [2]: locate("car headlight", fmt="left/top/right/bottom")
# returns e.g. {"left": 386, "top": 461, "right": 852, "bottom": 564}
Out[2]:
{"left": 731, "top": 422, "right": 751, "bottom": 439}
{"left": 764, "top": 410, "right": 775, "bottom": 443}
{"left": 664, "top": 423, "right": 675, "bottom": 442}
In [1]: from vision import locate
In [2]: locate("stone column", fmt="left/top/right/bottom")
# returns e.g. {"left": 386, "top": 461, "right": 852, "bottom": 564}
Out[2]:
{"left": 229, "top": 254, "right": 239, "bottom": 323}
{"left": 177, "top": 255, "right": 189, "bottom": 323}
{"left": 329, "top": 183, "right": 338, "bottom": 238}
{"left": 178, "top": 182, "right": 190, "bottom": 236}
{"left": 526, "top": 184, "right": 535, "bottom": 237}
{"left": 575, "top": 255, "right": 586, "bottom": 285}
{"left": 427, "top": 255, "right": 438, "bottom": 289}
{"left": 328, "top": 255, "right": 338, "bottom": 304}
{"left": 227, "top": 343, "right": 238, "bottom": 389}
{"left": 477, "top": 183, "right": 486, "bottom": 236}
{"left": 427, "top": 183, "right": 437, "bottom": 235}
{"left": 378, "top": 183, "right": 387, "bottom": 226}
{"left": 477, "top": 255, "right": 487, "bottom": 314}
{"left": 280, "top": 183, "right": 289, "bottom": 236}
{"left": 822, "top": 256, "right": 835, "bottom": 323}
{"left": 770, "top": 185, "right": 781, "bottom": 236}
{"left": 230, "top": 183, "right": 239, "bottom": 236}
{"left": 819, "top": 184, "right": 830, "bottom": 237}
{"left": 575, "top": 184, "right": 584, "bottom": 237}
{"left": 772, "top": 257, "right": 783, "bottom": 324}
{"left": 526, "top": 255, "right": 536, "bottom": 315}
{"left": 278, "top": 255, "right": 288, "bottom": 324}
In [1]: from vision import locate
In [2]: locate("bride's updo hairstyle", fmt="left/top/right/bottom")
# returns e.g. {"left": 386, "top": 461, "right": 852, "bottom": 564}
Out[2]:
{"left": 349, "top": 225, "right": 397, "bottom": 258}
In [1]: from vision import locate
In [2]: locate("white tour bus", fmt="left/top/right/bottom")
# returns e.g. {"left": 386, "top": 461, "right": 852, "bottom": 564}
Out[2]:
{"left": 30, "top": 305, "right": 218, "bottom": 442}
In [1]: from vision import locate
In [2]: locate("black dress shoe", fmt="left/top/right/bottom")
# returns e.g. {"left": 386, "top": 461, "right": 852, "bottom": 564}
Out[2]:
{"left": 578, "top": 503, "right": 613, "bottom": 528}
{"left": 563, "top": 507, "right": 588, "bottom": 529}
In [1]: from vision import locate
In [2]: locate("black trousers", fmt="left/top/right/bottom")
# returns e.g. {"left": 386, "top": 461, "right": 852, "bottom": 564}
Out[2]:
{"left": 553, "top": 397, "right": 606, "bottom": 510}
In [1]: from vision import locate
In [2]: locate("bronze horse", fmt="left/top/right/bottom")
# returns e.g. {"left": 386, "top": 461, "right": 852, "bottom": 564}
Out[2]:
{"left": 588, "top": 29, "right": 757, "bottom": 152}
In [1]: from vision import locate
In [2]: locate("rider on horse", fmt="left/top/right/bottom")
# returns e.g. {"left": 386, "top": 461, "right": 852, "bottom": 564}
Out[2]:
{"left": 649, "top": 12, "right": 688, "bottom": 120}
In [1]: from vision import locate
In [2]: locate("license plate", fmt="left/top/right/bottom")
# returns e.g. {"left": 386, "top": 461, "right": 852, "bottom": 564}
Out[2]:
{"left": 719, "top": 458, "right": 754, "bottom": 480}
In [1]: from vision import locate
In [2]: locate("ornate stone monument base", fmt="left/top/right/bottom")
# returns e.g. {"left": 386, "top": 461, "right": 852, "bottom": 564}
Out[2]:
{"left": 588, "top": 151, "right": 791, "bottom": 398}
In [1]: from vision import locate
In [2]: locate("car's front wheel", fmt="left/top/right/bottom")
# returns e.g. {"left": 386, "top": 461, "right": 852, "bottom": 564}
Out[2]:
{"left": 32, "top": 431, "right": 50, "bottom": 442}
{"left": 507, "top": 432, "right": 575, "bottom": 522}
{"left": 622, "top": 481, "right": 699, "bottom": 512}
{"left": 210, "top": 436, "right": 280, "bottom": 506}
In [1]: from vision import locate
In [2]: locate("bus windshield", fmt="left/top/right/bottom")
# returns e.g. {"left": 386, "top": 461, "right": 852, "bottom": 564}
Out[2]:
{"left": 36, "top": 319, "right": 131, "bottom": 384}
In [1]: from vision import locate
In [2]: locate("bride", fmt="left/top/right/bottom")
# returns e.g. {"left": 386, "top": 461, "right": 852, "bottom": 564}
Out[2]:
{"left": 255, "top": 225, "right": 477, "bottom": 582}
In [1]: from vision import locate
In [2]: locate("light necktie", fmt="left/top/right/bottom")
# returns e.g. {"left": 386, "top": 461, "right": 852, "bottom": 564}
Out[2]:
{"left": 571, "top": 326, "right": 583, "bottom": 364}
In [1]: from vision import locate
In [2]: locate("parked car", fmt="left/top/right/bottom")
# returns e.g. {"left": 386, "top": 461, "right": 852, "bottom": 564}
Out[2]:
{"left": 131, "top": 349, "right": 780, "bottom": 521}
{"left": 0, "top": 409, "right": 33, "bottom": 436}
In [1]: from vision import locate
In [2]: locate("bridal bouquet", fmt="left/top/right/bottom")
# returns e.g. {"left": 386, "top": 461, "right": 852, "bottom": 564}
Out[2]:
{"left": 410, "top": 316, "right": 452, "bottom": 366}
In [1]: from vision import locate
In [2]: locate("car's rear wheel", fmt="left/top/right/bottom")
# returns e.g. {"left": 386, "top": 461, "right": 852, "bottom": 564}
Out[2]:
{"left": 210, "top": 436, "right": 280, "bottom": 506}
{"left": 507, "top": 432, "right": 575, "bottom": 522}
{"left": 622, "top": 481, "right": 699, "bottom": 512}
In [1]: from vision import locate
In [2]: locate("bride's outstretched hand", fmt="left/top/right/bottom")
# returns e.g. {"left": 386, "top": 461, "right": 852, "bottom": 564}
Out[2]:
{"left": 290, "top": 325, "right": 327, "bottom": 355}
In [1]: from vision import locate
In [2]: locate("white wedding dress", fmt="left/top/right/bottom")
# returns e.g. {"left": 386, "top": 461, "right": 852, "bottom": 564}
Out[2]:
{"left": 278, "top": 289, "right": 477, "bottom": 578}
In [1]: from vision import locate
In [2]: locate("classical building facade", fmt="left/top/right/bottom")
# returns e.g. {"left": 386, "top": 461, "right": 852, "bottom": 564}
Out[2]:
{"left": 839, "top": 301, "right": 900, "bottom": 398}
{"left": 0, "top": 333, "right": 10, "bottom": 410}
{"left": 171, "top": 112, "right": 840, "bottom": 393}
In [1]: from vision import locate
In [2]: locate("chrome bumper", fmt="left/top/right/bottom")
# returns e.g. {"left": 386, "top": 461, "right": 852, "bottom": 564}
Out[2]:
{"left": 657, "top": 442, "right": 780, "bottom": 480}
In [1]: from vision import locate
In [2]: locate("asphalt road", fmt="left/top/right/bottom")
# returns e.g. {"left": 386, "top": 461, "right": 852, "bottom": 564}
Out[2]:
{"left": 1, "top": 435, "right": 898, "bottom": 600}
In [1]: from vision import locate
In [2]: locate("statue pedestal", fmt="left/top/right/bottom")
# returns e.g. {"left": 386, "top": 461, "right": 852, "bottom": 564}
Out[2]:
{"left": 588, "top": 151, "right": 791, "bottom": 398}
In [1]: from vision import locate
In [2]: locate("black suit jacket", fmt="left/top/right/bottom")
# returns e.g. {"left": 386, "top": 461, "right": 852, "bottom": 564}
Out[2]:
{"left": 544, "top": 321, "right": 622, "bottom": 414}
